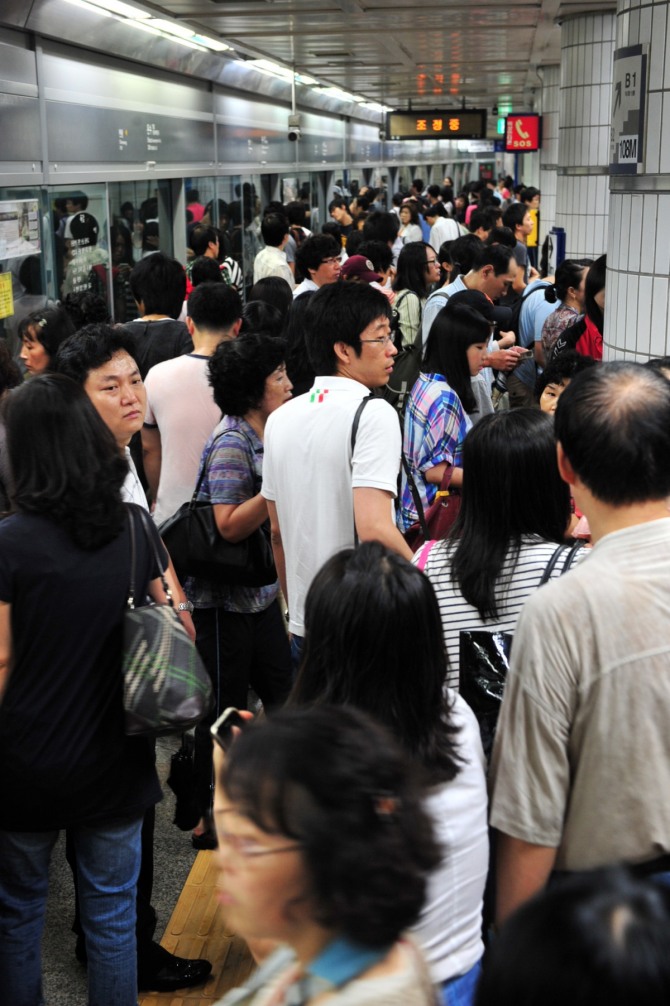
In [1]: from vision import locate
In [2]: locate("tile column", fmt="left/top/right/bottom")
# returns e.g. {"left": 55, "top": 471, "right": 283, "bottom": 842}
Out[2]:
{"left": 606, "top": 0, "right": 670, "bottom": 361}
{"left": 539, "top": 64, "right": 560, "bottom": 239}
{"left": 555, "top": 8, "right": 616, "bottom": 259}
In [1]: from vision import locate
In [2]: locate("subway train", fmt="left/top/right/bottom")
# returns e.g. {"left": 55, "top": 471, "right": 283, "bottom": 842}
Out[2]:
{"left": 0, "top": 7, "right": 516, "bottom": 332}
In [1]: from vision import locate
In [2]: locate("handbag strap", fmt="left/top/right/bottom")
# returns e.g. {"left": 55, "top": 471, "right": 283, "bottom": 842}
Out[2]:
{"left": 416, "top": 538, "right": 435, "bottom": 571}
{"left": 561, "top": 539, "right": 586, "bottom": 572}
{"left": 126, "top": 506, "right": 172, "bottom": 610}
{"left": 190, "top": 425, "right": 259, "bottom": 508}
{"left": 401, "top": 452, "right": 428, "bottom": 539}
{"left": 539, "top": 543, "right": 567, "bottom": 585}
{"left": 539, "top": 539, "right": 585, "bottom": 586}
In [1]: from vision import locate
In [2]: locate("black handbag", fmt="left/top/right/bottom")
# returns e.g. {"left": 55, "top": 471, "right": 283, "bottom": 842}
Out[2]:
{"left": 459, "top": 541, "right": 586, "bottom": 760}
{"left": 158, "top": 427, "right": 276, "bottom": 587}
{"left": 122, "top": 508, "right": 213, "bottom": 737}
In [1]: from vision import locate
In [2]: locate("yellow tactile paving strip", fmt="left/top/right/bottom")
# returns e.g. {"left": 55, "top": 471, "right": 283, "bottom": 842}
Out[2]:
{"left": 139, "top": 850, "right": 254, "bottom": 1006}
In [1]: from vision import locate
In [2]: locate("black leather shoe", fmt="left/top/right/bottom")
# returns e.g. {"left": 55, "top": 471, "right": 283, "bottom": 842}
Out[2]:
{"left": 137, "top": 942, "right": 212, "bottom": 992}
{"left": 191, "top": 828, "right": 217, "bottom": 850}
{"left": 75, "top": 934, "right": 87, "bottom": 965}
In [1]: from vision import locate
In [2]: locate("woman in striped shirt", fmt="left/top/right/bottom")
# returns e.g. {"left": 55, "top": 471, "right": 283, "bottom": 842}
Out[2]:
{"left": 414, "top": 409, "right": 575, "bottom": 691}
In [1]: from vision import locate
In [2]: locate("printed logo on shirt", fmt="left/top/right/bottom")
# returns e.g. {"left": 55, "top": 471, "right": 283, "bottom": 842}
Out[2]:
{"left": 310, "top": 388, "right": 330, "bottom": 403}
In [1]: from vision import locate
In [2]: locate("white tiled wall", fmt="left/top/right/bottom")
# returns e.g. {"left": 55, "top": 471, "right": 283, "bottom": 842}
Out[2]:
{"left": 539, "top": 65, "right": 560, "bottom": 239}
{"left": 555, "top": 11, "right": 615, "bottom": 260}
{"left": 606, "top": 0, "right": 670, "bottom": 361}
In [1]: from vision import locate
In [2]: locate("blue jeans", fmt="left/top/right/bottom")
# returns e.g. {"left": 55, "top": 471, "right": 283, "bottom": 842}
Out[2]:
{"left": 290, "top": 633, "right": 304, "bottom": 674}
{"left": 0, "top": 816, "right": 143, "bottom": 1006}
{"left": 440, "top": 958, "right": 482, "bottom": 1006}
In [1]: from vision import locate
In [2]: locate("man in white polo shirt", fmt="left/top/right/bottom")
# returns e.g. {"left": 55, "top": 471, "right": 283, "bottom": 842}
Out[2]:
{"left": 262, "top": 282, "right": 412, "bottom": 663}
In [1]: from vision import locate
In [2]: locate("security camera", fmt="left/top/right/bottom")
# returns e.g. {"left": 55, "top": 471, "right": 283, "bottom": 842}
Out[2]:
{"left": 379, "top": 128, "right": 387, "bottom": 141}
{"left": 288, "top": 113, "right": 302, "bottom": 142}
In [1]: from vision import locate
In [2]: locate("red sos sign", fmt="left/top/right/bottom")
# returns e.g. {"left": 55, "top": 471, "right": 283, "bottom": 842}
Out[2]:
{"left": 505, "top": 115, "right": 541, "bottom": 152}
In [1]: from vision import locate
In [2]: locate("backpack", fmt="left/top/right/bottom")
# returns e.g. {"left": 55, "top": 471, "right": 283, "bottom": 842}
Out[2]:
{"left": 380, "top": 290, "right": 424, "bottom": 419}
{"left": 507, "top": 282, "right": 549, "bottom": 338}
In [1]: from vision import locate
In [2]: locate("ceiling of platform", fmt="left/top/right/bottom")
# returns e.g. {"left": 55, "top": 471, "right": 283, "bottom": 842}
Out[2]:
{"left": 2, "top": 0, "right": 617, "bottom": 114}
{"left": 140, "top": 0, "right": 565, "bottom": 110}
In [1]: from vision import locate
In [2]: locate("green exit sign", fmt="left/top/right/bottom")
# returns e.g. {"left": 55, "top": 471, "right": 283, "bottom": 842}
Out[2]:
{"left": 497, "top": 117, "right": 506, "bottom": 134}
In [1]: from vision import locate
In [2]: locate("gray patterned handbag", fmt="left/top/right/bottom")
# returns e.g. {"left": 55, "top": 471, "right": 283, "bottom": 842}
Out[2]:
{"left": 122, "top": 507, "right": 213, "bottom": 737}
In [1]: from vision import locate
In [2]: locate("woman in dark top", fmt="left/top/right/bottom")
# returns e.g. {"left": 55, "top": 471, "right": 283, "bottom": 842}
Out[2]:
{"left": 0, "top": 374, "right": 166, "bottom": 1006}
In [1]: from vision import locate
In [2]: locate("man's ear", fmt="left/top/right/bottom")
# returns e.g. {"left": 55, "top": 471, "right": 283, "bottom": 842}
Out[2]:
{"left": 334, "top": 341, "right": 354, "bottom": 366}
{"left": 185, "top": 315, "right": 195, "bottom": 338}
{"left": 557, "top": 442, "right": 577, "bottom": 486}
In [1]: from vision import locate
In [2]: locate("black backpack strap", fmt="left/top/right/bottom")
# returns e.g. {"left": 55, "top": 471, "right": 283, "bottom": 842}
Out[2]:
{"left": 350, "top": 394, "right": 373, "bottom": 453}
{"left": 351, "top": 395, "right": 374, "bottom": 545}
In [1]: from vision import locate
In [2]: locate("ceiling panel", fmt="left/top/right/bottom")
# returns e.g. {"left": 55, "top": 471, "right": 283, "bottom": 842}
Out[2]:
{"left": 1, "top": 0, "right": 578, "bottom": 113}
{"left": 153, "top": 0, "right": 564, "bottom": 108}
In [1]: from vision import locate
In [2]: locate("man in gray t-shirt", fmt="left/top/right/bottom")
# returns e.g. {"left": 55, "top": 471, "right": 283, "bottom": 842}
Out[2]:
{"left": 490, "top": 362, "right": 670, "bottom": 925}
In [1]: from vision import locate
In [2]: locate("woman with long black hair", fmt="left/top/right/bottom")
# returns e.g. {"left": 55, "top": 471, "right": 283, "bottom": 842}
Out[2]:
{"left": 0, "top": 374, "right": 167, "bottom": 1005}
{"left": 290, "top": 542, "right": 489, "bottom": 1006}
{"left": 392, "top": 242, "right": 441, "bottom": 349}
{"left": 416, "top": 409, "right": 576, "bottom": 691}
{"left": 398, "top": 301, "right": 489, "bottom": 533}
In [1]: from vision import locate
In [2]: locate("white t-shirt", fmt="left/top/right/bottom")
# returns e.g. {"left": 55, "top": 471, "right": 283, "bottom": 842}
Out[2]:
{"left": 262, "top": 377, "right": 401, "bottom": 636}
{"left": 122, "top": 448, "right": 148, "bottom": 509}
{"left": 253, "top": 245, "right": 295, "bottom": 289}
{"left": 412, "top": 695, "right": 488, "bottom": 983}
{"left": 143, "top": 353, "right": 221, "bottom": 526}
{"left": 429, "top": 217, "right": 461, "bottom": 253}
{"left": 292, "top": 277, "right": 319, "bottom": 298}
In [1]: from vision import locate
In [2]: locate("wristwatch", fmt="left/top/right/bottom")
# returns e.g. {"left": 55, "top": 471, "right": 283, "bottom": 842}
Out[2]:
{"left": 177, "top": 600, "right": 194, "bottom": 613}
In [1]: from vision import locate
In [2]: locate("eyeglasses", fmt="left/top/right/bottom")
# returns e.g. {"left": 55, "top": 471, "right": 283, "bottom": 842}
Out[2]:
{"left": 320, "top": 256, "right": 341, "bottom": 266}
{"left": 425, "top": 258, "right": 439, "bottom": 267}
{"left": 360, "top": 334, "right": 394, "bottom": 346}
{"left": 214, "top": 820, "right": 302, "bottom": 859}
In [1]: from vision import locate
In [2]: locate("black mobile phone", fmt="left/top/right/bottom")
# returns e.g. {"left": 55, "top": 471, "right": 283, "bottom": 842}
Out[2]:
{"left": 210, "top": 707, "right": 247, "bottom": 751}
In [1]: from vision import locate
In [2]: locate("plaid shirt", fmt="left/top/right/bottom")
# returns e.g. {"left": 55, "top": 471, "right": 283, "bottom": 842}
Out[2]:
{"left": 399, "top": 372, "right": 471, "bottom": 531}
{"left": 186, "top": 415, "right": 277, "bottom": 613}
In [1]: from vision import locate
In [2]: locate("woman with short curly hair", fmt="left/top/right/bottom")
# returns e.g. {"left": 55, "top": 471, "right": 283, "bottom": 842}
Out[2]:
{"left": 189, "top": 331, "right": 294, "bottom": 849}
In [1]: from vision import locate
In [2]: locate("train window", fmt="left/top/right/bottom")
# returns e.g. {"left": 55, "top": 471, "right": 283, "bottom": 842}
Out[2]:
{"left": 0, "top": 186, "right": 48, "bottom": 357}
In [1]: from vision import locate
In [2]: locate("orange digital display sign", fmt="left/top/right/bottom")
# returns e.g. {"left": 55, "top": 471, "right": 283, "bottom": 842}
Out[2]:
{"left": 387, "top": 109, "right": 487, "bottom": 140}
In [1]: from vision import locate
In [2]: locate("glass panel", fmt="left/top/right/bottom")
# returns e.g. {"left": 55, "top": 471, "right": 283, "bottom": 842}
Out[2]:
{"left": 231, "top": 176, "right": 261, "bottom": 298}
{"left": 106, "top": 179, "right": 182, "bottom": 323}
{"left": 0, "top": 185, "right": 48, "bottom": 358}
{"left": 45, "top": 185, "right": 110, "bottom": 314}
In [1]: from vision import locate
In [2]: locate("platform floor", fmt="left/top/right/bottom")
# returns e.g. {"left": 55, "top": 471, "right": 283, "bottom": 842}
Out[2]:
{"left": 40, "top": 736, "right": 254, "bottom": 1006}
{"left": 138, "top": 851, "right": 254, "bottom": 1006}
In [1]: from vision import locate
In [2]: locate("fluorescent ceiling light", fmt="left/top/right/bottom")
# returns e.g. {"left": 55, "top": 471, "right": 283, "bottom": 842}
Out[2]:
{"left": 123, "top": 18, "right": 162, "bottom": 36}
{"left": 360, "top": 101, "right": 393, "bottom": 113}
{"left": 248, "top": 59, "right": 294, "bottom": 80}
{"left": 74, "top": 0, "right": 150, "bottom": 16}
{"left": 193, "top": 35, "right": 230, "bottom": 52}
{"left": 63, "top": 0, "right": 113, "bottom": 16}
{"left": 315, "top": 86, "right": 356, "bottom": 102}
{"left": 146, "top": 19, "right": 198, "bottom": 40}
{"left": 99, "top": 0, "right": 150, "bottom": 17}
{"left": 296, "top": 73, "right": 318, "bottom": 86}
